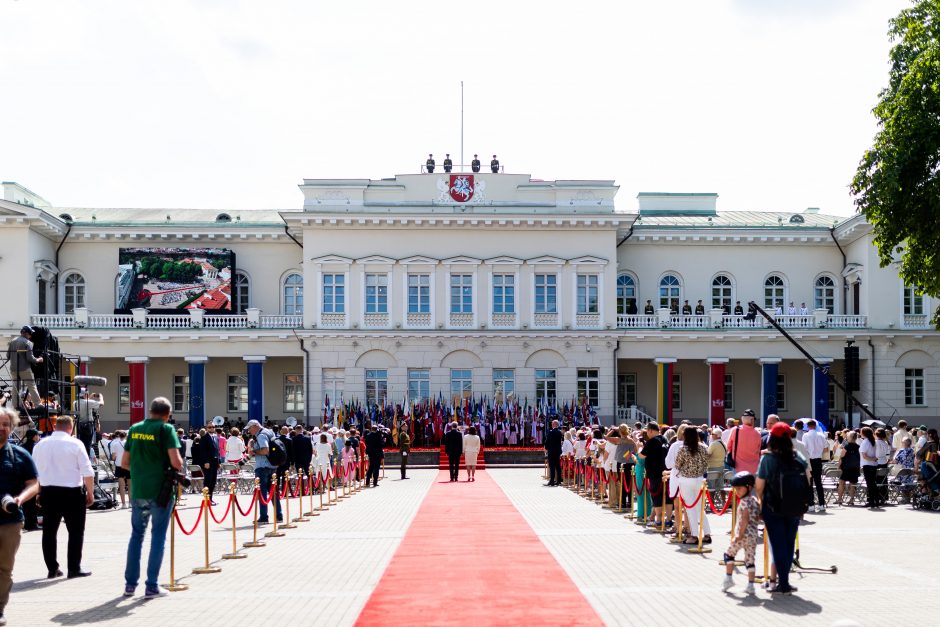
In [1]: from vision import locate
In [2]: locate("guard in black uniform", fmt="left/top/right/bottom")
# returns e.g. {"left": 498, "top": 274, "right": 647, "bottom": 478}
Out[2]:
{"left": 733, "top": 301, "right": 744, "bottom": 315}
{"left": 643, "top": 299, "right": 655, "bottom": 315}
{"left": 443, "top": 154, "right": 453, "bottom": 173}
{"left": 490, "top": 155, "right": 500, "bottom": 173}
{"left": 426, "top": 154, "right": 435, "bottom": 173}
{"left": 694, "top": 300, "right": 705, "bottom": 315}
{"left": 681, "top": 300, "right": 692, "bottom": 315}
{"left": 471, "top": 154, "right": 481, "bottom": 173}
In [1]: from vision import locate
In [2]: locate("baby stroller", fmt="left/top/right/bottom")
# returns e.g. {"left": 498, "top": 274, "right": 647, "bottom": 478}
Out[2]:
{"left": 914, "top": 461, "right": 940, "bottom": 511}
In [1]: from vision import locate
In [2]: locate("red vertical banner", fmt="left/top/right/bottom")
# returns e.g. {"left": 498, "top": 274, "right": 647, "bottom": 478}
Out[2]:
{"left": 128, "top": 361, "right": 147, "bottom": 425}
{"left": 708, "top": 361, "right": 726, "bottom": 427}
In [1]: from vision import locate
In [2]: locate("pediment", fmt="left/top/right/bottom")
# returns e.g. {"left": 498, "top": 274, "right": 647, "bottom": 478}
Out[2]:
{"left": 568, "top": 255, "right": 608, "bottom": 265}
{"left": 483, "top": 255, "right": 524, "bottom": 265}
{"left": 310, "top": 254, "right": 354, "bottom": 264}
{"left": 526, "top": 255, "right": 565, "bottom": 265}
{"left": 442, "top": 256, "right": 482, "bottom": 265}
{"left": 399, "top": 255, "right": 439, "bottom": 265}
{"left": 356, "top": 255, "right": 396, "bottom": 265}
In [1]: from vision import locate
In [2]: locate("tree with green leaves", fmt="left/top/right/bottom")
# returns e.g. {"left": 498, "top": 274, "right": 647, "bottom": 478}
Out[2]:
{"left": 851, "top": 0, "right": 940, "bottom": 327}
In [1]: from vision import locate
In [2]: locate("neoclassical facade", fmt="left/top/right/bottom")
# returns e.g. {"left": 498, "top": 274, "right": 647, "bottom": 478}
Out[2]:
{"left": 1, "top": 173, "right": 937, "bottom": 430}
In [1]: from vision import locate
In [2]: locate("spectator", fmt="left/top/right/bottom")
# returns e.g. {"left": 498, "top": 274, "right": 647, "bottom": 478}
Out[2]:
{"left": 892, "top": 420, "right": 910, "bottom": 451}
{"left": 835, "top": 431, "right": 861, "bottom": 506}
{"left": 802, "top": 420, "right": 828, "bottom": 512}
{"left": 226, "top": 428, "right": 246, "bottom": 463}
{"left": 893, "top": 437, "right": 915, "bottom": 484}
{"left": 674, "top": 426, "right": 712, "bottom": 544}
{"left": 706, "top": 428, "right": 726, "bottom": 486}
{"left": 726, "top": 410, "right": 761, "bottom": 474}
{"left": 859, "top": 427, "right": 879, "bottom": 508}
{"left": 110, "top": 431, "right": 130, "bottom": 508}
{"left": 463, "top": 426, "right": 481, "bottom": 482}
{"left": 722, "top": 472, "right": 759, "bottom": 594}
{"left": 639, "top": 423, "right": 672, "bottom": 529}
{"left": 246, "top": 420, "right": 282, "bottom": 524}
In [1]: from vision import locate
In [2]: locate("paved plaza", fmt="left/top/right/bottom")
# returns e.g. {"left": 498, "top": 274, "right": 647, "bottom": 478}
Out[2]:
{"left": 6, "top": 468, "right": 940, "bottom": 626}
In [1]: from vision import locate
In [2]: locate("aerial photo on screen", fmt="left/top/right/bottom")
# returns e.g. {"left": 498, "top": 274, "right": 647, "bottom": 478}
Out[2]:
{"left": 117, "top": 247, "right": 234, "bottom": 311}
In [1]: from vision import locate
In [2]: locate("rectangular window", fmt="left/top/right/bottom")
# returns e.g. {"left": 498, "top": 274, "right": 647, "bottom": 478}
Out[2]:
{"left": 450, "top": 274, "right": 473, "bottom": 314}
{"left": 492, "top": 274, "right": 515, "bottom": 314}
{"left": 905, "top": 368, "right": 925, "bottom": 406}
{"left": 536, "top": 369, "right": 556, "bottom": 405}
{"left": 227, "top": 374, "right": 248, "bottom": 413}
{"left": 723, "top": 373, "right": 734, "bottom": 412}
{"left": 284, "top": 374, "right": 304, "bottom": 413}
{"left": 577, "top": 274, "right": 599, "bottom": 314}
{"left": 408, "top": 369, "right": 430, "bottom": 405}
{"left": 828, "top": 380, "right": 840, "bottom": 411}
{"left": 493, "top": 369, "right": 515, "bottom": 404}
{"left": 451, "top": 369, "right": 473, "bottom": 402}
{"left": 534, "top": 274, "right": 557, "bottom": 314}
{"left": 173, "top": 375, "right": 189, "bottom": 413}
{"left": 408, "top": 274, "right": 430, "bottom": 313}
{"left": 577, "top": 368, "right": 599, "bottom": 407}
{"left": 776, "top": 374, "right": 787, "bottom": 412}
{"left": 365, "top": 273, "right": 388, "bottom": 314}
{"left": 322, "top": 273, "right": 345, "bottom": 314}
{"left": 118, "top": 375, "right": 130, "bottom": 413}
{"left": 322, "top": 369, "right": 344, "bottom": 406}
{"left": 618, "top": 373, "right": 637, "bottom": 408}
{"left": 903, "top": 286, "right": 924, "bottom": 315}
{"left": 365, "top": 369, "right": 388, "bottom": 407}
{"left": 672, "top": 372, "right": 682, "bottom": 411}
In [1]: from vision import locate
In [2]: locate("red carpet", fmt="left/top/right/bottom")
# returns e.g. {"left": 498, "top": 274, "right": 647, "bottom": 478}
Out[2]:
{"left": 438, "top": 447, "right": 486, "bottom": 469}
{"left": 355, "top": 470, "right": 602, "bottom": 627}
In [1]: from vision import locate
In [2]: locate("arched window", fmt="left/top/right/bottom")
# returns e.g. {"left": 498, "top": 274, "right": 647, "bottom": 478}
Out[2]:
{"left": 764, "top": 274, "right": 786, "bottom": 311}
{"left": 63, "top": 273, "right": 85, "bottom": 314}
{"left": 616, "top": 274, "right": 636, "bottom": 315}
{"left": 283, "top": 273, "right": 303, "bottom": 315}
{"left": 659, "top": 274, "right": 681, "bottom": 313}
{"left": 814, "top": 275, "right": 836, "bottom": 314}
{"left": 234, "top": 272, "right": 250, "bottom": 314}
{"left": 711, "top": 274, "right": 733, "bottom": 311}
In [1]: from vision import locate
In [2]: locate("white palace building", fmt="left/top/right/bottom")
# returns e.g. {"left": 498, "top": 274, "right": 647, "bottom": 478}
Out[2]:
{"left": 1, "top": 171, "right": 938, "bottom": 430}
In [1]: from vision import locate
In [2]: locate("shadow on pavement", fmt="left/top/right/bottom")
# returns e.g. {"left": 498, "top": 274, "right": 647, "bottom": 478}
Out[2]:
{"left": 50, "top": 597, "right": 147, "bottom": 625}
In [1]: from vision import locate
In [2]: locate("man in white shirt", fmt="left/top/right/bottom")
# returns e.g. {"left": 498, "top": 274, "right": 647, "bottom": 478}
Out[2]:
{"left": 892, "top": 420, "right": 910, "bottom": 451}
{"left": 787, "top": 302, "right": 797, "bottom": 315}
{"left": 31, "top": 416, "right": 95, "bottom": 579}
{"left": 802, "top": 419, "right": 828, "bottom": 512}
{"left": 799, "top": 303, "right": 809, "bottom": 315}
{"left": 721, "top": 418, "right": 736, "bottom": 446}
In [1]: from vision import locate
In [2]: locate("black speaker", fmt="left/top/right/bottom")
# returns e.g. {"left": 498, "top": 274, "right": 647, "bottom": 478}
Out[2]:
{"left": 844, "top": 345, "right": 860, "bottom": 392}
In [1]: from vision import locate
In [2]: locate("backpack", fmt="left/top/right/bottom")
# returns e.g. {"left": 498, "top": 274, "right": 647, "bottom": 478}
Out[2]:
{"left": 89, "top": 483, "right": 117, "bottom": 510}
{"left": 266, "top": 431, "right": 288, "bottom": 467}
{"left": 765, "top": 454, "right": 811, "bottom": 517}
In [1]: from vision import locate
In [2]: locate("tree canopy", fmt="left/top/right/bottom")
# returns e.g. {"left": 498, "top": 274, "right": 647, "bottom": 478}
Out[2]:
{"left": 851, "top": 0, "right": 940, "bottom": 326}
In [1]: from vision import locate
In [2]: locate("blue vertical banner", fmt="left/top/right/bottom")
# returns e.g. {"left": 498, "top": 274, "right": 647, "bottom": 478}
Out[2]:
{"left": 813, "top": 364, "right": 830, "bottom": 427}
{"left": 247, "top": 360, "right": 265, "bottom": 422}
{"left": 760, "top": 361, "right": 779, "bottom": 425}
{"left": 188, "top": 359, "right": 206, "bottom": 429}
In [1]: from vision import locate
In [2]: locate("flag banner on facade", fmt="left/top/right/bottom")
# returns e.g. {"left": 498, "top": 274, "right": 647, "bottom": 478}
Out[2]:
{"left": 708, "top": 362, "right": 726, "bottom": 427}
{"left": 656, "top": 361, "right": 673, "bottom": 424}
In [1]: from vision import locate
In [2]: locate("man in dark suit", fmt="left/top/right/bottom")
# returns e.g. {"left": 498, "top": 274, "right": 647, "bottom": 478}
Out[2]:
{"left": 291, "top": 425, "right": 313, "bottom": 476}
{"left": 444, "top": 422, "right": 463, "bottom": 482}
{"left": 544, "top": 419, "right": 563, "bottom": 486}
{"left": 197, "top": 428, "right": 219, "bottom": 505}
{"left": 364, "top": 425, "right": 384, "bottom": 487}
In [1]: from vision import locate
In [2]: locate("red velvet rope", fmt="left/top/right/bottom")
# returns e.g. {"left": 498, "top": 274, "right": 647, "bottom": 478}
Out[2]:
{"left": 280, "top": 478, "right": 290, "bottom": 498}
{"left": 678, "top": 486, "right": 705, "bottom": 509}
{"left": 233, "top": 489, "right": 257, "bottom": 517}
{"left": 207, "top": 493, "right": 233, "bottom": 524}
{"left": 289, "top": 476, "right": 302, "bottom": 498}
{"left": 706, "top": 490, "right": 733, "bottom": 516}
{"left": 258, "top": 484, "right": 277, "bottom": 506}
{"left": 174, "top": 502, "right": 204, "bottom": 536}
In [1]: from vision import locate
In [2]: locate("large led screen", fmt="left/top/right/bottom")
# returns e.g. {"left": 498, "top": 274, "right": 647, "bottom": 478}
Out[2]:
{"left": 117, "top": 247, "right": 235, "bottom": 312}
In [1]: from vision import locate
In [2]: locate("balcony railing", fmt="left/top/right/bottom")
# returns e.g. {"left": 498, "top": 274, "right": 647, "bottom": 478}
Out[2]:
{"left": 31, "top": 311, "right": 303, "bottom": 330}
{"left": 903, "top": 314, "right": 931, "bottom": 329}
{"left": 615, "top": 313, "right": 869, "bottom": 330}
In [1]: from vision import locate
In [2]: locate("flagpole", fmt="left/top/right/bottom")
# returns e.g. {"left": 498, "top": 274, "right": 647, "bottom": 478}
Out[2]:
{"left": 460, "top": 81, "right": 464, "bottom": 171}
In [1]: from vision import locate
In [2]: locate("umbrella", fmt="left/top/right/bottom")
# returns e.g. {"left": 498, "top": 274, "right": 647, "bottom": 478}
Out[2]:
{"left": 861, "top": 419, "right": 886, "bottom": 428}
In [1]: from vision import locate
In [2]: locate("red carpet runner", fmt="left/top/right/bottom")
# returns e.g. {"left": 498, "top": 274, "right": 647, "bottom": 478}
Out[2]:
{"left": 355, "top": 470, "right": 602, "bottom": 627}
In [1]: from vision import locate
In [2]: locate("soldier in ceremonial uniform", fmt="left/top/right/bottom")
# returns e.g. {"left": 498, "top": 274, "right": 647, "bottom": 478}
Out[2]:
{"left": 471, "top": 154, "right": 481, "bottom": 173}
{"left": 644, "top": 299, "right": 655, "bottom": 315}
{"left": 681, "top": 300, "right": 692, "bottom": 315}
{"left": 443, "top": 154, "right": 453, "bottom": 173}
{"left": 733, "top": 301, "right": 744, "bottom": 315}
{"left": 426, "top": 154, "right": 435, "bottom": 173}
{"left": 490, "top": 155, "right": 500, "bottom": 173}
{"left": 694, "top": 300, "right": 705, "bottom": 315}
{"left": 799, "top": 302, "right": 809, "bottom": 315}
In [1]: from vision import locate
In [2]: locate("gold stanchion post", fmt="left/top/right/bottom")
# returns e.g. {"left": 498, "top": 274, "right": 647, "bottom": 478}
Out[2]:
{"left": 264, "top": 474, "right": 285, "bottom": 538}
{"left": 192, "top": 488, "right": 222, "bottom": 574}
{"left": 658, "top": 476, "right": 669, "bottom": 534}
{"left": 223, "top": 485, "right": 246, "bottom": 560}
{"left": 243, "top": 479, "right": 265, "bottom": 548}
{"left": 307, "top": 468, "right": 320, "bottom": 517}
{"left": 281, "top": 473, "right": 297, "bottom": 529}
{"left": 165, "top": 484, "right": 189, "bottom": 591}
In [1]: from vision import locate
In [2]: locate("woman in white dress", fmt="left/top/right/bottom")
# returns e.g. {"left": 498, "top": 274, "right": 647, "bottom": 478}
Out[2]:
{"left": 315, "top": 433, "right": 334, "bottom": 482}
{"left": 463, "top": 426, "right": 482, "bottom": 482}
{"left": 226, "top": 427, "right": 247, "bottom": 463}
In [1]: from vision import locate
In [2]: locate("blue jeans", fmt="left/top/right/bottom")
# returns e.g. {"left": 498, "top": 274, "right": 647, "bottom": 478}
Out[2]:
{"left": 762, "top": 507, "right": 800, "bottom": 590}
{"left": 124, "top": 498, "right": 174, "bottom": 589}
{"left": 255, "top": 467, "right": 281, "bottom": 521}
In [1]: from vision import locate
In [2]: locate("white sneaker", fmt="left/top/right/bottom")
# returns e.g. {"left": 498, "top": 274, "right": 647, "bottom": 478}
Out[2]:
{"left": 813, "top": 505, "right": 821, "bottom": 513}
{"left": 744, "top": 582, "right": 756, "bottom": 595}
{"left": 722, "top": 576, "right": 734, "bottom": 592}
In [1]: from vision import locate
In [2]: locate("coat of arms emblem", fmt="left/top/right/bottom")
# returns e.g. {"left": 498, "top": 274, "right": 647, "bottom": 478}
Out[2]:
{"left": 449, "top": 174, "right": 474, "bottom": 202}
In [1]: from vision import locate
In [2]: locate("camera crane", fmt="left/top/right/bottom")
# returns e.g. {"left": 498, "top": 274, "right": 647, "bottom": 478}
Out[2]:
{"left": 744, "top": 301, "right": 877, "bottom": 427}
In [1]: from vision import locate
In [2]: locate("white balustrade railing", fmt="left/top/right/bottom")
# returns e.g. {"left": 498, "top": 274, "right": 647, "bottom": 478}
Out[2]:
{"left": 617, "top": 314, "right": 658, "bottom": 329}
{"left": 722, "top": 315, "right": 768, "bottom": 328}
{"left": 670, "top": 315, "right": 709, "bottom": 329}
{"left": 146, "top": 315, "right": 192, "bottom": 329}
{"left": 260, "top": 315, "right": 303, "bottom": 328}
{"left": 773, "top": 315, "right": 814, "bottom": 328}
{"left": 903, "top": 314, "right": 930, "bottom": 329}
{"left": 827, "top": 315, "right": 867, "bottom": 328}
{"left": 203, "top": 315, "right": 249, "bottom": 329}
{"left": 30, "top": 314, "right": 76, "bottom": 328}
{"left": 617, "top": 405, "right": 656, "bottom": 424}
{"left": 91, "top": 314, "right": 134, "bottom": 328}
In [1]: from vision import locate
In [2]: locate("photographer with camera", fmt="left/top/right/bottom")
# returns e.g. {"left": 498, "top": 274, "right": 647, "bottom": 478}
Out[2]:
{"left": 120, "top": 397, "right": 183, "bottom": 599}
{"left": 0, "top": 406, "right": 40, "bottom": 626}
{"left": 6, "top": 326, "right": 43, "bottom": 409}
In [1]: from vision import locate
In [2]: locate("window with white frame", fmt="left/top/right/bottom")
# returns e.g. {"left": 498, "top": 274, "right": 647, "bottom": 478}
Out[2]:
{"left": 659, "top": 274, "right": 681, "bottom": 312}
{"left": 365, "top": 273, "right": 388, "bottom": 314}
{"left": 534, "top": 274, "right": 557, "bottom": 314}
{"left": 451, "top": 369, "right": 472, "bottom": 402}
{"left": 536, "top": 369, "right": 556, "bottom": 405}
{"left": 493, "top": 369, "right": 515, "bottom": 404}
{"left": 618, "top": 373, "right": 637, "bottom": 408}
{"left": 450, "top": 274, "right": 473, "bottom": 314}
{"left": 365, "top": 370, "right": 387, "bottom": 408}
{"left": 903, "top": 285, "right": 924, "bottom": 315}
{"left": 815, "top": 276, "right": 836, "bottom": 314}
{"left": 172, "top": 375, "right": 189, "bottom": 413}
{"left": 577, "top": 274, "right": 599, "bottom": 314}
{"left": 322, "top": 273, "right": 345, "bottom": 314}
{"left": 723, "top": 373, "right": 734, "bottom": 411}
{"left": 408, "top": 369, "right": 430, "bottom": 405}
{"left": 408, "top": 274, "right": 430, "bottom": 313}
{"left": 617, "top": 274, "right": 636, "bottom": 315}
{"left": 492, "top": 274, "right": 515, "bottom": 314}
{"left": 118, "top": 375, "right": 130, "bottom": 413}
{"left": 764, "top": 275, "right": 786, "bottom": 311}
{"left": 905, "top": 368, "right": 925, "bottom": 406}
{"left": 828, "top": 380, "right": 841, "bottom": 411}
{"left": 711, "top": 274, "right": 733, "bottom": 311}
{"left": 322, "top": 369, "right": 344, "bottom": 406}
{"left": 227, "top": 374, "right": 248, "bottom": 412}
{"left": 776, "top": 374, "right": 787, "bottom": 411}
{"left": 577, "top": 369, "right": 599, "bottom": 406}
{"left": 283, "top": 273, "right": 303, "bottom": 315}
{"left": 233, "top": 272, "right": 250, "bottom": 314}
{"left": 284, "top": 374, "right": 304, "bottom": 413}
{"left": 672, "top": 372, "right": 682, "bottom": 411}
{"left": 63, "top": 273, "right": 86, "bottom": 314}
